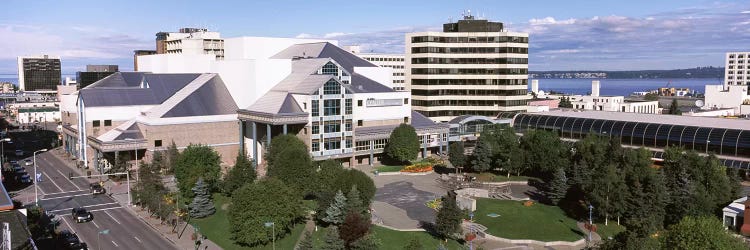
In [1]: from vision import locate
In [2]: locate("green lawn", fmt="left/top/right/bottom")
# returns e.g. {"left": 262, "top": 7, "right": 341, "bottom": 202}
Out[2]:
{"left": 595, "top": 223, "right": 626, "bottom": 240}
{"left": 472, "top": 198, "right": 584, "bottom": 242}
{"left": 193, "top": 194, "right": 306, "bottom": 250}
{"left": 374, "top": 165, "right": 404, "bottom": 172}
{"left": 311, "top": 225, "right": 464, "bottom": 249}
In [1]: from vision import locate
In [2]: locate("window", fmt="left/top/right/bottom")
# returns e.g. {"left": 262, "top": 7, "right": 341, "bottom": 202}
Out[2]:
{"left": 345, "top": 121, "right": 352, "bottom": 131}
{"left": 323, "top": 80, "right": 341, "bottom": 95}
{"left": 312, "top": 122, "right": 320, "bottom": 134}
{"left": 104, "top": 120, "right": 112, "bottom": 126}
{"left": 404, "top": 98, "right": 409, "bottom": 104}
{"left": 346, "top": 138, "right": 352, "bottom": 148}
{"left": 312, "top": 140, "right": 320, "bottom": 152}
{"left": 155, "top": 140, "right": 162, "bottom": 147}
{"left": 345, "top": 99, "right": 352, "bottom": 115}
{"left": 93, "top": 120, "right": 100, "bottom": 127}
{"left": 357, "top": 100, "right": 363, "bottom": 106}
{"left": 321, "top": 62, "right": 339, "bottom": 76}
{"left": 357, "top": 120, "right": 363, "bottom": 127}
{"left": 324, "top": 99, "right": 341, "bottom": 116}
{"left": 324, "top": 138, "right": 341, "bottom": 150}
{"left": 303, "top": 102, "right": 307, "bottom": 109}
{"left": 312, "top": 100, "right": 319, "bottom": 117}
{"left": 324, "top": 121, "right": 341, "bottom": 133}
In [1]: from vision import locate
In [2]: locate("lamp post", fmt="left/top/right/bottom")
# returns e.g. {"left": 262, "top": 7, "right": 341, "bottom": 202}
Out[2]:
{"left": 264, "top": 222, "right": 275, "bottom": 250}
{"left": 33, "top": 148, "right": 48, "bottom": 205}
{"left": 588, "top": 204, "right": 594, "bottom": 248}
{"left": 0, "top": 138, "right": 10, "bottom": 181}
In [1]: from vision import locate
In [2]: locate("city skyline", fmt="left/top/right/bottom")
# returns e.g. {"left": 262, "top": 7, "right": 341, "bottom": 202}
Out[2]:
{"left": 1, "top": 0, "right": 749, "bottom": 74}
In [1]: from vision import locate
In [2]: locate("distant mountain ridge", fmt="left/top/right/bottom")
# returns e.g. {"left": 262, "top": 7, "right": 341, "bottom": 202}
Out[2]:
{"left": 530, "top": 66, "right": 724, "bottom": 79}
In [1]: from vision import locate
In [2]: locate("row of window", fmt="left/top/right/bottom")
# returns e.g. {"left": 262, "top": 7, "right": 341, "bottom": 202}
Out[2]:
{"left": 727, "top": 71, "right": 750, "bottom": 74}
{"left": 729, "top": 54, "right": 747, "bottom": 59}
{"left": 393, "top": 80, "right": 405, "bottom": 84}
{"left": 411, "top": 68, "right": 528, "bottom": 75}
{"left": 92, "top": 120, "right": 112, "bottom": 127}
{"left": 411, "top": 79, "right": 527, "bottom": 86}
{"left": 363, "top": 57, "right": 405, "bottom": 62}
{"left": 393, "top": 73, "right": 404, "bottom": 76}
{"left": 411, "top": 57, "right": 528, "bottom": 65}
{"left": 411, "top": 89, "right": 527, "bottom": 96}
{"left": 411, "top": 36, "right": 528, "bottom": 44}
{"left": 381, "top": 65, "right": 405, "bottom": 69}
{"left": 413, "top": 99, "right": 528, "bottom": 107}
{"left": 311, "top": 120, "right": 353, "bottom": 134}
{"left": 727, "top": 65, "right": 746, "bottom": 69}
{"left": 311, "top": 137, "right": 354, "bottom": 152}
{"left": 727, "top": 76, "right": 750, "bottom": 80}
{"left": 417, "top": 110, "right": 509, "bottom": 117}
{"left": 355, "top": 139, "right": 389, "bottom": 151}
{"left": 312, "top": 99, "right": 353, "bottom": 117}
{"left": 728, "top": 60, "right": 747, "bottom": 64}
{"left": 412, "top": 47, "right": 528, "bottom": 54}
{"left": 513, "top": 114, "right": 750, "bottom": 157}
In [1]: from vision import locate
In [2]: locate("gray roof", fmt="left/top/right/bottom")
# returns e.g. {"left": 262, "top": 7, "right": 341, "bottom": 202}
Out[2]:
{"left": 522, "top": 110, "right": 750, "bottom": 130}
{"left": 271, "top": 42, "right": 377, "bottom": 73}
{"left": 113, "top": 123, "right": 144, "bottom": 140}
{"left": 80, "top": 72, "right": 201, "bottom": 107}
{"left": 346, "top": 73, "right": 394, "bottom": 93}
{"left": 355, "top": 111, "right": 449, "bottom": 137}
{"left": 162, "top": 75, "right": 238, "bottom": 117}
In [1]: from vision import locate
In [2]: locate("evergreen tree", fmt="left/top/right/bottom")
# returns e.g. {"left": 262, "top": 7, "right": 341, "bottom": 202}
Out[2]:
{"left": 110, "top": 153, "right": 130, "bottom": 175}
{"left": 296, "top": 231, "right": 314, "bottom": 250}
{"left": 384, "top": 123, "right": 420, "bottom": 163}
{"left": 589, "top": 163, "right": 628, "bottom": 225}
{"left": 448, "top": 141, "right": 467, "bottom": 173}
{"left": 494, "top": 127, "right": 523, "bottom": 177}
{"left": 151, "top": 150, "right": 165, "bottom": 173}
{"left": 350, "top": 234, "right": 380, "bottom": 250}
{"left": 403, "top": 238, "right": 423, "bottom": 250}
{"left": 471, "top": 139, "right": 493, "bottom": 173}
{"left": 323, "top": 190, "right": 347, "bottom": 225}
{"left": 435, "top": 191, "right": 462, "bottom": 240}
{"left": 547, "top": 167, "right": 569, "bottom": 205}
{"left": 346, "top": 185, "right": 365, "bottom": 215}
{"left": 188, "top": 178, "right": 215, "bottom": 218}
{"left": 621, "top": 148, "right": 668, "bottom": 237}
{"left": 165, "top": 140, "right": 179, "bottom": 174}
{"left": 322, "top": 226, "right": 345, "bottom": 250}
{"left": 223, "top": 151, "right": 256, "bottom": 197}
{"left": 668, "top": 99, "right": 681, "bottom": 115}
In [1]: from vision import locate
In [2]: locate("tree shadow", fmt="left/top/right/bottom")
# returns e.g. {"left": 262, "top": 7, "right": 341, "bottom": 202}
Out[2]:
{"left": 433, "top": 165, "right": 454, "bottom": 175}
{"left": 570, "top": 227, "right": 585, "bottom": 237}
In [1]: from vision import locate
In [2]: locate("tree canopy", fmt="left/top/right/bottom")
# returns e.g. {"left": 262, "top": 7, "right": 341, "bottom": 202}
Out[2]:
{"left": 448, "top": 141, "right": 467, "bottom": 171}
{"left": 174, "top": 144, "right": 222, "bottom": 199}
{"left": 384, "top": 123, "right": 420, "bottom": 163}
{"left": 266, "top": 135, "right": 314, "bottom": 194}
{"left": 663, "top": 216, "right": 747, "bottom": 250}
{"left": 222, "top": 151, "right": 256, "bottom": 197}
{"left": 229, "top": 178, "right": 304, "bottom": 246}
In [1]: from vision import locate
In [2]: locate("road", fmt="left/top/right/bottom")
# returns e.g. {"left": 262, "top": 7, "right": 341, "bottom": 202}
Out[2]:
{"left": 23, "top": 151, "right": 177, "bottom": 250}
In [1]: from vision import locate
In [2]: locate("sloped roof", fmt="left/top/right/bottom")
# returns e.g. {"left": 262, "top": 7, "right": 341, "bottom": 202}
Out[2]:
{"left": 114, "top": 122, "right": 144, "bottom": 141}
{"left": 346, "top": 73, "right": 395, "bottom": 93}
{"left": 162, "top": 75, "right": 238, "bottom": 117}
{"left": 97, "top": 120, "right": 143, "bottom": 142}
{"left": 271, "top": 42, "right": 376, "bottom": 73}
{"left": 245, "top": 92, "right": 305, "bottom": 115}
{"left": 80, "top": 72, "right": 201, "bottom": 107}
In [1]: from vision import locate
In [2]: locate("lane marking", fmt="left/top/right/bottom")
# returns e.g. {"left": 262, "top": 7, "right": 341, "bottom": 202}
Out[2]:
{"left": 87, "top": 206, "right": 124, "bottom": 213}
{"left": 92, "top": 221, "right": 100, "bottom": 228}
{"left": 134, "top": 236, "right": 142, "bottom": 243}
{"left": 104, "top": 210, "right": 121, "bottom": 224}
{"left": 40, "top": 192, "right": 92, "bottom": 201}
{"left": 43, "top": 189, "right": 87, "bottom": 196}
{"left": 111, "top": 240, "right": 119, "bottom": 247}
{"left": 61, "top": 216, "right": 76, "bottom": 234}
{"left": 48, "top": 202, "right": 120, "bottom": 213}
{"left": 42, "top": 172, "right": 64, "bottom": 192}
{"left": 55, "top": 167, "right": 83, "bottom": 190}
{"left": 35, "top": 185, "right": 46, "bottom": 195}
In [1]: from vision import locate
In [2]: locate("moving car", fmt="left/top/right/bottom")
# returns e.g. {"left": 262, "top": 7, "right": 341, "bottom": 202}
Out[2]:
{"left": 71, "top": 208, "right": 93, "bottom": 223}
{"left": 57, "top": 230, "right": 88, "bottom": 249}
{"left": 90, "top": 183, "right": 105, "bottom": 195}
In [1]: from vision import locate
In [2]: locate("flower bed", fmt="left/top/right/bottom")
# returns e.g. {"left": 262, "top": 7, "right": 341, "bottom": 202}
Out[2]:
{"left": 401, "top": 162, "right": 433, "bottom": 173}
{"left": 425, "top": 198, "right": 442, "bottom": 210}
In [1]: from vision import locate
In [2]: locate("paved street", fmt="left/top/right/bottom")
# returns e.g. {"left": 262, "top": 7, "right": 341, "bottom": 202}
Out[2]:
{"left": 21, "top": 151, "right": 177, "bottom": 250}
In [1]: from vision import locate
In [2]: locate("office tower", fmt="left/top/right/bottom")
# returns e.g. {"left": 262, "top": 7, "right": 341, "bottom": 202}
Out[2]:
{"left": 17, "top": 55, "right": 61, "bottom": 92}
{"left": 725, "top": 52, "right": 750, "bottom": 86}
{"left": 76, "top": 65, "right": 119, "bottom": 89}
{"left": 133, "top": 50, "right": 156, "bottom": 71}
{"left": 406, "top": 12, "right": 530, "bottom": 122}
{"left": 345, "top": 45, "right": 406, "bottom": 91}
{"left": 155, "top": 28, "right": 224, "bottom": 60}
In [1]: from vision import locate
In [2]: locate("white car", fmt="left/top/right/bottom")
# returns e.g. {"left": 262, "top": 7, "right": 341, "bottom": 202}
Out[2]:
{"left": 24, "top": 159, "right": 32, "bottom": 166}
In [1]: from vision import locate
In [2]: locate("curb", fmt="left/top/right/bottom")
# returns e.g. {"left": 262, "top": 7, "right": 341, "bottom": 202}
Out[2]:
{"left": 126, "top": 205, "right": 181, "bottom": 247}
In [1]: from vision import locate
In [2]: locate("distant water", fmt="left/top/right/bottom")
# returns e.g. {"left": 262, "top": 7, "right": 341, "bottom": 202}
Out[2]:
{"left": 530, "top": 78, "right": 722, "bottom": 96}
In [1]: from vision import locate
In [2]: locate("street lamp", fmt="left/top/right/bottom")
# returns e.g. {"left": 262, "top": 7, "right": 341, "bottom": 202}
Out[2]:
{"left": 264, "top": 222, "right": 275, "bottom": 250}
{"left": 33, "top": 148, "right": 48, "bottom": 205}
{"left": 588, "top": 204, "right": 594, "bottom": 247}
{"left": 0, "top": 138, "right": 10, "bottom": 181}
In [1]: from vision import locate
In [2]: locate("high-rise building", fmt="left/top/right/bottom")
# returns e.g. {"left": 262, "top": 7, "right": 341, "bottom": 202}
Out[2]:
{"left": 76, "top": 65, "right": 119, "bottom": 89}
{"left": 725, "top": 52, "right": 750, "bottom": 86}
{"left": 155, "top": 28, "right": 224, "bottom": 60}
{"left": 406, "top": 12, "right": 530, "bottom": 122}
{"left": 133, "top": 50, "right": 156, "bottom": 71}
{"left": 344, "top": 45, "right": 406, "bottom": 91}
{"left": 17, "top": 55, "right": 61, "bottom": 92}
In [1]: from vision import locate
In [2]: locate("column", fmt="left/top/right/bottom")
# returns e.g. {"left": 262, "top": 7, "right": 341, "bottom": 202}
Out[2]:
{"left": 439, "top": 137, "right": 443, "bottom": 155}
{"left": 446, "top": 134, "right": 450, "bottom": 152}
{"left": 422, "top": 135, "right": 428, "bottom": 159}
{"left": 266, "top": 124, "right": 271, "bottom": 146}
{"left": 251, "top": 122, "right": 257, "bottom": 165}
{"left": 238, "top": 121, "right": 245, "bottom": 154}
{"left": 283, "top": 124, "right": 288, "bottom": 135}
{"left": 369, "top": 141, "right": 374, "bottom": 166}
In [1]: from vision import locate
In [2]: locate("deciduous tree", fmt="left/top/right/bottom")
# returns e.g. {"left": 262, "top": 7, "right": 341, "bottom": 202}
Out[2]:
{"left": 222, "top": 151, "right": 256, "bottom": 197}
{"left": 664, "top": 216, "right": 747, "bottom": 250}
{"left": 519, "top": 129, "right": 569, "bottom": 180}
{"left": 174, "top": 144, "right": 221, "bottom": 199}
{"left": 229, "top": 178, "right": 303, "bottom": 246}
{"left": 339, "top": 212, "right": 371, "bottom": 248}
{"left": 384, "top": 123, "right": 420, "bottom": 163}
{"left": 471, "top": 138, "right": 493, "bottom": 173}
{"left": 266, "top": 136, "right": 314, "bottom": 194}
{"left": 448, "top": 141, "right": 467, "bottom": 173}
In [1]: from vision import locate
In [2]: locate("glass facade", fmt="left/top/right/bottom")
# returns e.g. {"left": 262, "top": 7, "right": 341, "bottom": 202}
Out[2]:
{"left": 411, "top": 35, "right": 528, "bottom": 43}
{"left": 22, "top": 57, "right": 61, "bottom": 91}
{"left": 513, "top": 113, "right": 750, "bottom": 168}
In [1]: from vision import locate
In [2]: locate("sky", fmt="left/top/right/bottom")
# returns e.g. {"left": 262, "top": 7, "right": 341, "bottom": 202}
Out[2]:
{"left": 1, "top": 0, "right": 749, "bottom": 75}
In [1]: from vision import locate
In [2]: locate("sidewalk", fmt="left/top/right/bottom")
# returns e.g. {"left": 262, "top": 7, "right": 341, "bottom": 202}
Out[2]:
{"left": 49, "top": 147, "right": 222, "bottom": 250}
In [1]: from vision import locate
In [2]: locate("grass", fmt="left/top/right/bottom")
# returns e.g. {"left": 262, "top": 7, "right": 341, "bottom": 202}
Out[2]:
{"left": 374, "top": 165, "right": 404, "bottom": 172}
{"left": 193, "top": 194, "right": 306, "bottom": 250}
{"left": 310, "top": 225, "right": 464, "bottom": 249}
{"left": 595, "top": 223, "right": 626, "bottom": 240}
{"left": 472, "top": 198, "right": 584, "bottom": 242}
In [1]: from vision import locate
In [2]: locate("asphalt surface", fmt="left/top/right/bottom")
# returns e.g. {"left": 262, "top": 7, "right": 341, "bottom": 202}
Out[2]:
{"left": 374, "top": 181, "right": 440, "bottom": 224}
{"left": 24, "top": 152, "right": 177, "bottom": 250}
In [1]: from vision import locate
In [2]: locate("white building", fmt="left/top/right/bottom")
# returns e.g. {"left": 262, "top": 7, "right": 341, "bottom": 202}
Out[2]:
{"left": 548, "top": 80, "right": 660, "bottom": 114}
{"left": 137, "top": 36, "right": 337, "bottom": 109}
{"left": 17, "top": 55, "right": 61, "bottom": 92}
{"left": 10, "top": 101, "right": 61, "bottom": 125}
{"left": 725, "top": 52, "right": 750, "bottom": 86}
{"left": 156, "top": 28, "right": 224, "bottom": 60}
{"left": 703, "top": 84, "right": 750, "bottom": 115}
{"left": 344, "top": 45, "right": 405, "bottom": 91}
{"left": 406, "top": 13, "right": 530, "bottom": 122}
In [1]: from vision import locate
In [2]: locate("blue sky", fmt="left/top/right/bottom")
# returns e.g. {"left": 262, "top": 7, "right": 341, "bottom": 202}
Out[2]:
{"left": 1, "top": 0, "right": 749, "bottom": 74}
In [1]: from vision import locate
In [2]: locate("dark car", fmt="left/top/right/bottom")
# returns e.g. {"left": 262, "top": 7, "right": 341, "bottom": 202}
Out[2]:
{"left": 19, "top": 173, "right": 31, "bottom": 184}
{"left": 90, "top": 183, "right": 105, "bottom": 195}
{"left": 57, "top": 230, "right": 80, "bottom": 247}
{"left": 71, "top": 208, "right": 93, "bottom": 223}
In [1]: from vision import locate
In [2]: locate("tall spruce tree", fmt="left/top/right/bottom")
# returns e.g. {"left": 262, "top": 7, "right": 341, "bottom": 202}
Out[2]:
{"left": 547, "top": 167, "right": 569, "bottom": 205}
{"left": 188, "top": 178, "right": 215, "bottom": 218}
{"left": 435, "top": 191, "right": 462, "bottom": 240}
{"left": 346, "top": 185, "right": 365, "bottom": 215}
{"left": 323, "top": 190, "right": 347, "bottom": 225}
{"left": 322, "top": 226, "right": 346, "bottom": 250}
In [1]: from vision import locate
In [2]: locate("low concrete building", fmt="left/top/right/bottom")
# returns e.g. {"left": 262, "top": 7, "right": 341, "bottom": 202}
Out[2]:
{"left": 60, "top": 72, "right": 239, "bottom": 173}
{"left": 547, "top": 80, "right": 660, "bottom": 114}
{"left": 723, "top": 196, "right": 747, "bottom": 231}
{"left": 703, "top": 84, "right": 750, "bottom": 115}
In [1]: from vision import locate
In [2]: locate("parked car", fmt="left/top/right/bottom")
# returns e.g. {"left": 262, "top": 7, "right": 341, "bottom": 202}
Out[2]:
{"left": 14, "top": 150, "right": 23, "bottom": 157}
{"left": 71, "top": 208, "right": 93, "bottom": 223}
{"left": 90, "top": 183, "right": 105, "bottom": 195}
{"left": 19, "top": 173, "right": 31, "bottom": 184}
{"left": 24, "top": 159, "right": 32, "bottom": 166}
{"left": 57, "top": 230, "right": 80, "bottom": 248}
{"left": 8, "top": 160, "right": 17, "bottom": 165}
